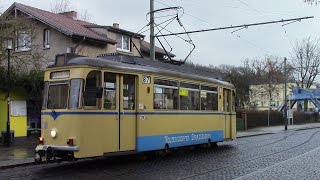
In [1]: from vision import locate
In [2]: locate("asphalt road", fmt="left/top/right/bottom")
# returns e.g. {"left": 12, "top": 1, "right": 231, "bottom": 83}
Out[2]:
{"left": 1, "top": 128, "right": 320, "bottom": 180}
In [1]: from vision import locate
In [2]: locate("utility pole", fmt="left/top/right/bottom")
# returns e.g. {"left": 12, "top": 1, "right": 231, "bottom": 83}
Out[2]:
{"left": 284, "top": 57, "right": 288, "bottom": 131}
{"left": 150, "top": 0, "right": 155, "bottom": 61}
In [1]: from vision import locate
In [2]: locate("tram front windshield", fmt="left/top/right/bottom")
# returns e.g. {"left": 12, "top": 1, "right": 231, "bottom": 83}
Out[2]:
{"left": 43, "top": 79, "right": 82, "bottom": 110}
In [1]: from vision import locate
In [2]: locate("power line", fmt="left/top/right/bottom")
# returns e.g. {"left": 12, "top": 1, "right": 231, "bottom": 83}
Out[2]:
{"left": 235, "top": 0, "right": 300, "bottom": 57}
{"left": 155, "top": 0, "right": 274, "bottom": 54}
{"left": 155, "top": 0, "right": 219, "bottom": 27}
{"left": 155, "top": 16, "right": 314, "bottom": 37}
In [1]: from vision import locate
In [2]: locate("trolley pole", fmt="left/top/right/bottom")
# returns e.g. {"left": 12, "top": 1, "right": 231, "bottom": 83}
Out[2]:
{"left": 284, "top": 57, "right": 288, "bottom": 131}
{"left": 150, "top": 0, "right": 155, "bottom": 61}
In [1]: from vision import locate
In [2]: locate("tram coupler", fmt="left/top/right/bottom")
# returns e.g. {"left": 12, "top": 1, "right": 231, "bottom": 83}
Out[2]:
{"left": 35, "top": 145, "right": 56, "bottom": 164}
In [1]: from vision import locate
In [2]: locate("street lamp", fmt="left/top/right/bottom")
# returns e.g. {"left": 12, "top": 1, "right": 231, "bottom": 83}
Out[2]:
{"left": 3, "top": 38, "right": 13, "bottom": 147}
{"left": 284, "top": 57, "right": 288, "bottom": 131}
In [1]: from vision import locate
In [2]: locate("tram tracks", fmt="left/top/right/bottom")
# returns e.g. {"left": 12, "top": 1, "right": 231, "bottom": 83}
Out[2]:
{"left": 105, "top": 130, "right": 313, "bottom": 179}
{"left": 180, "top": 129, "right": 320, "bottom": 179}
{"left": 24, "top": 129, "right": 320, "bottom": 179}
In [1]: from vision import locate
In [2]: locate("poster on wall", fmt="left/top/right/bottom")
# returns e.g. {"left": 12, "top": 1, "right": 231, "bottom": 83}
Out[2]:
{"left": 10, "top": 100, "right": 27, "bottom": 116}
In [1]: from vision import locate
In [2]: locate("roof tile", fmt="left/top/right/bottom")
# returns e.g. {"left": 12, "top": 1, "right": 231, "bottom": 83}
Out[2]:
{"left": 14, "top": 3, "right": 116, "bottom": 44}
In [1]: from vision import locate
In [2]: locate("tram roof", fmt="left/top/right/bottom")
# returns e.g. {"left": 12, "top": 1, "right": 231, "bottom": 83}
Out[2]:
{"left": 64, "top": 54, "right": 234, "bottom": 89}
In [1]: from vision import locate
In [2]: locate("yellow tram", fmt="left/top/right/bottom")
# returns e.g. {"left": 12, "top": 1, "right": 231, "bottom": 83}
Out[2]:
{"left": 35, "top": 53, "right": 236, "bottom": 162}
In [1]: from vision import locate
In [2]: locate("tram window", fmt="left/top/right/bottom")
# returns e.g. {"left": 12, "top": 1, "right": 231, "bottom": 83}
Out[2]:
{"left": 104, "top": 72, "right": 116, "bottom": 110}
{"left": 154, "top": 79, "right": 178, "bottom": 110}
{"left": 180, "top": 83, "right": 200, "bottom": 110}
{"left": 42, "top": 81, "right": 49, "bottom": 110}
{"left": 224, "top": 89, "right": 231, "bottom": 112}
{"left": 213, "top": 93, "right": 218, "bottom": 110}
{"left": 123, "top": 75, "right": 135, "bottom": 110}
{"left": 84, "top": 70, "right": 101, "bottom": 108}
{"left": 232, "top": 91, "right": 236, "bottom": 111}
{"left": 201, "top": 85, "right": 218, "bottom": 111}
{"left": 47, "top": 83, "right": 68, "bottom": 109}
{"left": 69, "top": 79, "right": 82, "bottom": 109}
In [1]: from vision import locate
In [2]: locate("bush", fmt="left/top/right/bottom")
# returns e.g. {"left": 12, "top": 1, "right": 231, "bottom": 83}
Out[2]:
{"left": 0, "top": 68, "right": 44, "bottom": 119}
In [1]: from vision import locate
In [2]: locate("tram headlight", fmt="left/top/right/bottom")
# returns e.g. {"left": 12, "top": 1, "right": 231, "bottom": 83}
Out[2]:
{"left": 50, "top": 129, "right": 57, "bottom": 138}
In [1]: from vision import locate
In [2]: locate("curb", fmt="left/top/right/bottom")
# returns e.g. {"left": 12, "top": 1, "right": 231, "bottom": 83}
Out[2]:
{"left": 237, "top": 132, "right": 276, "bottom": 138}
{"left": 237, "top": 126, "right": 320, "bottom": 138}
{"left": 0, "top": 158, "right": 34, "bottom": 169}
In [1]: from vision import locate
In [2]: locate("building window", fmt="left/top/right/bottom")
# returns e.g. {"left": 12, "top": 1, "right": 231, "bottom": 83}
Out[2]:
{"left": 16, "top": 30, "right": 31, "bottom": 51}
{"left": 117, "top": 35, "right": 130, "bottom": 52}
{"left": 44, "top": 29, "right": 50, "bottom": 48}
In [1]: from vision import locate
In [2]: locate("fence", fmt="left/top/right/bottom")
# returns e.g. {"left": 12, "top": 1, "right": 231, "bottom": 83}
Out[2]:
{"left": 236, "top": 110, "right": 319, "bottom": 130}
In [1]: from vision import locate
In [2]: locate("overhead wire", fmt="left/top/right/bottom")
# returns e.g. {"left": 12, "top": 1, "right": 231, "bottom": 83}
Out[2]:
{"left": 235, "top": 0, "right": 298, "bottom": 55}
{"left": 156, "top": 0, "right": 276, "bottom": 58}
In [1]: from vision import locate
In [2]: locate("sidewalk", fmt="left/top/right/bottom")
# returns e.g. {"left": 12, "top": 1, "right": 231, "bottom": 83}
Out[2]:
{"left": 237, "top": 122, "right": 320, "bottom": 138}
{"left": 0, "top": 134, "right": 38, "bottom": 169}
{"left": 1, "top": 123, "right": 320, "bottom": 169}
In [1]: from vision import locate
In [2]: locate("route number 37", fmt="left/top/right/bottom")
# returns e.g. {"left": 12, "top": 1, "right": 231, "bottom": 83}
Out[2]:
{"left": 142, "top": 76, "right": 151, "bottom": 84}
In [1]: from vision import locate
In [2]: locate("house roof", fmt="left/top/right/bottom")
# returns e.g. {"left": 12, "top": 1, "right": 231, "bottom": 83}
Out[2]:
{"left": 104, "top": 26, "right": 145, "bottom": 38}
{"left": 2, "top": 2, "right": 117, "bottom": 44}
{"left": 2, "top": 3, "right": 175, "bottom": 57}
{"left": 140, "top": 41, "right": 175, "bottom": 57}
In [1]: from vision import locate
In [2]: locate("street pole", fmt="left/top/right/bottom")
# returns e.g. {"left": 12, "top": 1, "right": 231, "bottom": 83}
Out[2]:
{"left": 284, "top": 57, "right": 288, "bottom": 131}
{"left": 150, "top": 0, "right": 155, "bottom": 61}
{"left": 5, "top": 47, "right": 11, "bottom": 147}
{"left": 268, "top": 98, "right": 270, "bottom": 126}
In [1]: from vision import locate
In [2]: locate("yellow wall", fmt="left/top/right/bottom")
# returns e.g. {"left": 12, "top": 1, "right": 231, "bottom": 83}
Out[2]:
{"left": 0, "top": 92, "right": 6, "bottom": 135}
{"left": 249, "top": 83, "right": 317, "bottom": 110}
{"left": 0, "top": 90, "right": 28, "bottom": 137}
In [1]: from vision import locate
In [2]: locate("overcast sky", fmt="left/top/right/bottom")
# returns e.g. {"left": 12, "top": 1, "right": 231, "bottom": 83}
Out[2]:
{"left": 1, "top": 0, "right": 319, "bottom": 66}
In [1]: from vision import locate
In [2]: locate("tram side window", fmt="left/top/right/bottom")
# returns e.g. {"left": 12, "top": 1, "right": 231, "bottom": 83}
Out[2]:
{"left": 201, "top": 85, "right": 218, "bottom": 111}
{"left": 232, "top": 91, "right": 236, "bottom": 112}
{"left": 69, "top": 79, "right": 83, "bottom": 109}
{"left": 180, "top": 83, "right": 200, "bottom": 110}
{"left": 47, "top": 81, "right": 69, "bottom": 109}
{"left": 153, "top": 79, "right": 178, "bottom": 110}
{"left": 104, "top": 72, "right": 116, "bottom": 110}
{"left": 123, "top": 75, "right": 135, "bottom": 110}
{"left": 224, "top": 89, "right": 231, "bottom": 112}
{"left": 84, "top": 71, "right": 101, "bottom": 108}
{"left": 42, "top": 81, "right": 49, "bottom": 110}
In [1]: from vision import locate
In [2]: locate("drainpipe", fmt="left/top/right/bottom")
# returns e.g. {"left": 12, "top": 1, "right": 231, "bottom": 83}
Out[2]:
{"left": 73, "top": 36, "right": 86, "bottom": 54}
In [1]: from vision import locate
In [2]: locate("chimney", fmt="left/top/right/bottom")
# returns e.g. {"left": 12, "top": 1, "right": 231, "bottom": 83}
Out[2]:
{"left": 59, "top": 11, "right": 77, "bottom": 20}
{"left": 113, "top": 23, "right": 119, "bottom": 28}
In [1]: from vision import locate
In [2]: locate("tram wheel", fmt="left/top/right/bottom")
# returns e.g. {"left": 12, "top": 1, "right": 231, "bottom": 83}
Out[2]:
{"left": 207, "top": 139, "right": 212, "bottom": 148}
{"left": 164, "top": 144, "right": 170, "bottom": 154}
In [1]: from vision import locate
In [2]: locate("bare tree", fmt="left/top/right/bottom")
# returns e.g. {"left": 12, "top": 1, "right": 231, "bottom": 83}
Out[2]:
{"left": 0, "top": 14, "right": 49, "bottom": 71}
{"left": 0, "top": 13, "right": 46, "bottom": 117}
{"left": 291, "top": 37, "right": 320, "bottom": 88}
{"left": 219, "top": 63, "right": 253, "bottom": 109}
{"left": 249, "top": 56, "right": 284, "bottom": 109}
{"left": 304, "top": 0, "right": 320, "bottom": 5}
{"left": 51, "top": 0, "right": 91, "bottom": 21}
{"left": 50, "top": 0, "right": 72, "bottom": 13}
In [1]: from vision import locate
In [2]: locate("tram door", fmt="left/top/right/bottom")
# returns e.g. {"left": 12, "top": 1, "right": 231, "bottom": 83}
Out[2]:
{"left": 119, "top": 74, "right": 136, "bottom": 151}
{"left": 223, "top": 89, "right": 231, "bottom": 139}
{"left": 103, "top": 73, "right": 136, "bottom": 152}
